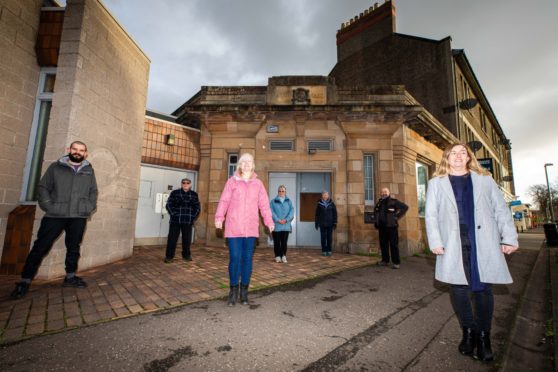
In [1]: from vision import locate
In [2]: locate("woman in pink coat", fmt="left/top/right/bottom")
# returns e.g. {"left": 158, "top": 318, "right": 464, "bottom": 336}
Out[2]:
{"left": 215, "top": 153, "right": 274, "bottom": 306}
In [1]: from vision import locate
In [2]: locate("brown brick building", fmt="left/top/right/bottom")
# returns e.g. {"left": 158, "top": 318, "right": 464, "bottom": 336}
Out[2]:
{"left": 163, "top": 0, "right": 516, "bottom": 255}
{"left": 330, "top": 0, "right": 515, "bottom": 200}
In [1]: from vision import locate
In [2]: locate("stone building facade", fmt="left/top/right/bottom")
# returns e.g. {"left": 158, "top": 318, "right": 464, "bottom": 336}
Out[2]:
{"left": 0, "top": 0, "right": 150, "bottom": 278}
{"left": 173, "top": 77, "right": 455, "bottom": 255}
{"left": 330, "top": 0, "right": 515, "bottom": 201}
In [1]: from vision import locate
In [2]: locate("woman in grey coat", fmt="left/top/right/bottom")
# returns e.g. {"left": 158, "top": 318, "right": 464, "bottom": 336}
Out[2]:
{"left": 425, "top": 143, "right": 518, "bottom": 362}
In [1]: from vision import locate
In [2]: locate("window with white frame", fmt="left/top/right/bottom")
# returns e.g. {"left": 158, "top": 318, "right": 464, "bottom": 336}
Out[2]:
{"left": 228, "top": 153, "right": 238, "bottom": 178}
{"left": 364, "top": 154, "right": 375, "bottom": 205}
{"left": 416, "top": 162, "right": 429, "bottom": 217}
{"left": 22, "top": 69, "right": 56, "bottom": 201}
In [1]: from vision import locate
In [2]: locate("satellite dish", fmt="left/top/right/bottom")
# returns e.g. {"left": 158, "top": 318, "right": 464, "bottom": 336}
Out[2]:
{"left": 459, "top": 98, "right": 478, "bottom": 110}
{"left": 467, "top": 141, "right": 482, "bottom": 152}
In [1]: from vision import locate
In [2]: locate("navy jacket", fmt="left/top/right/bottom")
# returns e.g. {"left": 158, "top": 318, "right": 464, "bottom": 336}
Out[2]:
{"left": 166, "top": 188, "right": 200, "bottom": 225}
{"left": 315, "top": 198, "right": 337, "bottom": 229}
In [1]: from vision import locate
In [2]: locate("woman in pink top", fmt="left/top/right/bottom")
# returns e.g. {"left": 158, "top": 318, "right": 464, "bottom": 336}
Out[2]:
{"left": 215, "top": 153, "right": 274, "bottom": 306}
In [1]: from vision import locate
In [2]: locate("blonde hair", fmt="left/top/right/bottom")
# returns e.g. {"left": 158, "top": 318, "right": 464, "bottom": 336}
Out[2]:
{"left": 236, "top": 153, "right": 255, "bottom": 176}
{"left": 433, "top": 142, "right": 490, "bottom": 177}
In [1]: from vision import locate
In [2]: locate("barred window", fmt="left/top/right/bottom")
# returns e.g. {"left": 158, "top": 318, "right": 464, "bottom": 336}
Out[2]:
{"left": 269, "top": 140, "right": 294, "bottom": 151}
{"left": 364, "top": 155, "right": 375, "bottom": 205}
{"left": 228, "top": 153, "right": 238, "bottom": 178}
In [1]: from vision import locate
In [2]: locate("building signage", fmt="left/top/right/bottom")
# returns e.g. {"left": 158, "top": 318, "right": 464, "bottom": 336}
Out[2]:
{"left": 478, "top": 158, "right": 494, "bottom": 174}
{"left": 509, "top": 200, "right": 522, "bottom": 206}
{"left": 266, "top": 124, "right": 279, "bottom": 133}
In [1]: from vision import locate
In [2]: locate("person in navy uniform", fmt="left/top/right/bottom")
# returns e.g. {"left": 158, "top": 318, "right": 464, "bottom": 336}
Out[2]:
{"left": 374, "top": 187, "right": 408, "bottom": 269}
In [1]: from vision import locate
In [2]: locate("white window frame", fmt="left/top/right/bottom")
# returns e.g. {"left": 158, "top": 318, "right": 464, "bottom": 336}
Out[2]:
{"left": 21, "top": 68, "right": 56, "bottom": 201}
{"left": 364, "top": 154, "right": 375, "bottom": 206}
{"left": 228, "top": 153, "right": 238, "bottom": 178}
{"left": 416, "top": 162, "right": 429, "bottom": 218}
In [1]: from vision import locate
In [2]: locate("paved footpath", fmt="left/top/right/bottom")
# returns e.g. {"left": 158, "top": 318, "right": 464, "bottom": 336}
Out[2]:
{"left": 0, "top": 245, "right": 376, "bottom": 344}
{"left": 0, "top": 234, "right": 552, "bottom": 371}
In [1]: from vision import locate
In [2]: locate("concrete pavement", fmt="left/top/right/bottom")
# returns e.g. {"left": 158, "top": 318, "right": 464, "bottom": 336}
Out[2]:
{"left": 0, "top": 232, "right": 554, "bottom": 371}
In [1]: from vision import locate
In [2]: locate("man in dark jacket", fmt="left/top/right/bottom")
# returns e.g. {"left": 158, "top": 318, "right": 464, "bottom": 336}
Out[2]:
{"left": 315, "top": 191, "right": 337, "bottom": 257}
{"left": 164, "top": 178, "right": 200, "bottom": 263}
{"left": 11, "top": 141, "right": 98, "bottom": 299}
{"left": 374, "top": 187, "right": 408, "bottom": 269}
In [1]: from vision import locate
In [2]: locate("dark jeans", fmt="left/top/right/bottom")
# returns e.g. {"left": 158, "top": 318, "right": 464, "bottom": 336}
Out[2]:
{"left": 272, "top": 231, "right": 289, "bottom": 257}
{"left": 227, "top": 237, "right": 256, "bottom": 286}
{"left": 378, "top": 226, "right": 399, "bottom": 264}
{"left": 165, "top": 223, "right": 193, "bottom": 259}
{"left": 21, "top": 217, "right": 87, "bottom": 280}
{"left": 450, "top": 284, "right": 494, "bottom": 332}
{"left": 319, "top": 226, "right": 333, "bottom": 253}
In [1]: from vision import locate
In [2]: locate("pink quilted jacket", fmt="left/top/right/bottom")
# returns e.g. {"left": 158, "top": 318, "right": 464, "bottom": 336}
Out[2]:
{"left": 215, "top": 172, "right": 273, "bottom": 238}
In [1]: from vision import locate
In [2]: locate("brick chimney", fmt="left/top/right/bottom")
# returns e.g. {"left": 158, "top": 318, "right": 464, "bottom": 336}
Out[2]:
{"left": 336, "top": 0, "right": 396, "bottom": 62}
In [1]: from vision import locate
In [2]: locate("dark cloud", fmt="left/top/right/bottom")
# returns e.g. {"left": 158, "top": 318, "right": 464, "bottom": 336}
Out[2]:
{"left": 102, "top": 0, "right": 557, "bottom": 203}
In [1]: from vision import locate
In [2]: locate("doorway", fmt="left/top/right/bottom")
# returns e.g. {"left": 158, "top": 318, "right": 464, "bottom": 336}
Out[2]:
{"left": 268, "top": 172, "right": 331, "bottom": 247}
{"left": 135, "top": 165, "right": 197, "bottom": 245}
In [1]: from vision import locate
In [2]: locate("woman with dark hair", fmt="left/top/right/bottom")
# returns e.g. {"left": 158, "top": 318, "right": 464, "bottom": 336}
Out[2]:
{"left": 425, "top": 143, "right": 518, "bottom": 362}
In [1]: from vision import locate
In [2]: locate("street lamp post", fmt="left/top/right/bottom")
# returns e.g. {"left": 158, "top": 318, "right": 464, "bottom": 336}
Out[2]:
{"left": 544, "top": 163, "right": 554, "bottom": 222}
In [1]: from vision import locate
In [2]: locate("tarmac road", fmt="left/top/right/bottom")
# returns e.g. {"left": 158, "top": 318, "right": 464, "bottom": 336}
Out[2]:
{"left": 0, "top": 243, "right": 541, "bottom": 371}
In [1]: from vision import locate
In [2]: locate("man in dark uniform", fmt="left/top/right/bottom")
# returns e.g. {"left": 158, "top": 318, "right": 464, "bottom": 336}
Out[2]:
{"left": 374, "top": 187, "right": 408, "bottom": 269}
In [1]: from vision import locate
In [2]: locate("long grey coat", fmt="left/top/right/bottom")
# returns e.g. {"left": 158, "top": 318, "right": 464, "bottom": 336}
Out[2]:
{"left": 425, "top": 171, "right": 518, "bottom": 285}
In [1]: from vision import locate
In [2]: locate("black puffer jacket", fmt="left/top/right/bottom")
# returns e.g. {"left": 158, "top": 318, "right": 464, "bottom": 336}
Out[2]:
{"left": 315, "top": 198, "right": 338, "bottom": 229}
{"left": 38, "top": 156, "right": 98, "bottom": 218}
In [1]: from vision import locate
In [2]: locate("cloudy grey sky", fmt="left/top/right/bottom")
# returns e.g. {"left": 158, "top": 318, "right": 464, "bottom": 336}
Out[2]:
{"left": 98, "top": 0, "right": 557, "bottom": 205}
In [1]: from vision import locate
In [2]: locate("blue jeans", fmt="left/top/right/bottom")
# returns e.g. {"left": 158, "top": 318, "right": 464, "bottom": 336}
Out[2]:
{"left": 227, "top": 237, "right": 256, "bottom": 286}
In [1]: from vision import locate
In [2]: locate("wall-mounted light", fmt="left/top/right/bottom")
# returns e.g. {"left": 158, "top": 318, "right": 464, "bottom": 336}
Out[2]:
{"left": 165, "top": 134, "right": 175, "bottom": 146}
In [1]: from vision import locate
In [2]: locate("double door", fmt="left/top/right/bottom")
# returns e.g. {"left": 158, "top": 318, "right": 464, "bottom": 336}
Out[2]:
{"left": 268, "top": 172, "right": 331, "bottom": 247}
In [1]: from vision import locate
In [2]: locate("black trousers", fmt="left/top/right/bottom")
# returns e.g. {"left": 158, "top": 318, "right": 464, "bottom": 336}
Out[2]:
{"left": 378, "top": 226, "right": 400, "bottom": 264}
{"left": 319, "top": 226, "right": 333, "bottom": 253}
{"left": 21, "top": 217, "right": 87, "bottom": 280}
{"left": 272, "top": 231, "right": 289, "bottom": 257}
{"left": 450, "top": 225, "right": 494, "bottom": 332}
{"left": 450, "top": 284, "right": 494, "bottom": 332}
{"left": 165, "top": 223, "right": 193, "bottom": 259}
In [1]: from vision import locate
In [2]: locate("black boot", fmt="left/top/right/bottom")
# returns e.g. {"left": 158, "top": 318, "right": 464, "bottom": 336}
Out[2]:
{"left": 240, "top": 284, "right": 249, "bottom": 305}
{"left": 475, "top": 331, "right": 494, "bottom": 361}
{"left": 458, "top": 327, "right": 475, "bottom": 355}
{"left": 227, "top": 285, "right": 239, "bottom": 306}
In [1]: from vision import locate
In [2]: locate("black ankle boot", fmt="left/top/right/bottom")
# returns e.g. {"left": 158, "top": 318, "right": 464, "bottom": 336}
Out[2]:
{"left": 475, "top": 331, "right": 494, "bottom": 361}
{"left": 240, "top": 284, "right": 249, "bottom": 305}
{"left": 458, "top": 327, "right": 475, "bottom": 355}
{"left": 228, "top": 285, "right": 239, "bottom": 306}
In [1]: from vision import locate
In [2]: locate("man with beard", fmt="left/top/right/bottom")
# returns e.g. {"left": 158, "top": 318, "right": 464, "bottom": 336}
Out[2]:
{"left": 11, "top": 141, "right": 98, "bottom": 299}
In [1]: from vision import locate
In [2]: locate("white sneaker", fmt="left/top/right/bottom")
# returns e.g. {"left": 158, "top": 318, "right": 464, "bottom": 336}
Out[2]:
{"left": 275, "top": 256, "right": 282, "bottom": 263}
{"left": 281, "top": 256, "right": 288, "bottom": 263}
